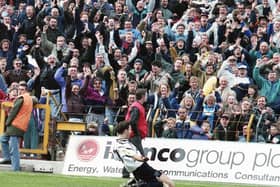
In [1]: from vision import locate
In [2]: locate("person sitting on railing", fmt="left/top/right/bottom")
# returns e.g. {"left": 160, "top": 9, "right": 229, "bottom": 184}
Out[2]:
{"left": 190, "top": 120, "right": 212, "bottom": 140}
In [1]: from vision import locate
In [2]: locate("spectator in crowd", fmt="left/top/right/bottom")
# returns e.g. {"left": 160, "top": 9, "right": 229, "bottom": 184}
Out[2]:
{"left": 55, "top": 63, "right": 83, "bottom": 113}
{"left": 190, "top": 91, "right": 221, "bottom": 130}
{"left": 216, "top": 76, "right": 236, "bottom": 103}
{"left": 243, "top": 84, "right": 258, "bottom": 106}
{"left": 80, "top": 75, "right": 108, "bottom": 134}
{"left": 266, "top": 123, "right": 280, "bottom": 144}
{"left": 231, "top": 98, "right": 253, "bottom": 135}
{"left": 0, "top": 0, "right": 280, "bottom": 149}
{"left": 0, "top": 57, "right": 7, "bottom": 73}
{"left": 115, "top": 91, "right": 136, "bottom": 124}
{"left": 147, "top": 83, "right": 175, "bottom": 128}
{"left": 192, "top": 56, "right": 217, "bottom": 87}
{"left": 214, "top": 113, "right": 238, "bottom": 141}
{"left": 222, "top": 94, "right": 238, "bottom": 114}
{"left": 4, "top": 58, "right": 30, "bottom": 86}
{"left": 128, "top": 58, "right": 148, "bottom": 84}
{"left": 144, "top": 60, "right": 170, "bottom": 93}
{"left": 41, "top": 25, "right": 69, "bottom": 60}
{"left": 190, "top": 120, "right": 212, "bottom": 140}
{"left": 161, "top": 117, "right": 177, "bottom": 138}
{"left": 0, "top": 39, "right": 14, "bottom": 70}
{"left": 231, "top": 64, "right": 253, "bottom": 101}
{"left": 108, "top": 69, "right": 129, "bottom": 125}
{"left": 170, "top": 57, "right": 185, "bottom": 87}
{"left": 84, "top": 122, "right": 99, "bottom": 136}
{"left": 154, "top": 117, "right": 177, "bottom": 138}
{"left": 217, "top": 56, "right": 238, "bottom": 87}
{"left": 252, "top": 96, "right": 276, "bottom": 140}
{"left": 18, "top": 5, "right": 37, "bottom": 42}
{"left": 253, "top": 59, "right": 280, "bottom": 113}
{"left": 65, "top": 71, "right": 85, "bottom": 121}
{"left": 39, "top": 55, "right": 61, "bottom": 116}
{"left": 175, "top": 107, "right": 192, "bottom": 139}
{"left": 183, "top": 76, "right": 201, "bottom": 102}
{"left": 238, "top": 124, "right": 265, "bottom": 143}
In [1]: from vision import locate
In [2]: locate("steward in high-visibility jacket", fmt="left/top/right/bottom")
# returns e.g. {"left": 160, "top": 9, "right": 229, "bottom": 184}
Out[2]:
{"left": 5, "top": 93, "right": 34, "bottom": 136}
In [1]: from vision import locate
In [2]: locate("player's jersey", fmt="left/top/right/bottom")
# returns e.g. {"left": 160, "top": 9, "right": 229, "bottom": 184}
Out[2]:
{"left": 113, "top": 138, "right": 143, "bottom": 172}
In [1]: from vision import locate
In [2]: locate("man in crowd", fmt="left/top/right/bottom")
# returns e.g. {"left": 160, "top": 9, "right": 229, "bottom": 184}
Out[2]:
{"left": 0, "top": 83, "right": 34, "bottom": 171}
{"left": 125, "top": 88, "right": 147, "bottom": 156}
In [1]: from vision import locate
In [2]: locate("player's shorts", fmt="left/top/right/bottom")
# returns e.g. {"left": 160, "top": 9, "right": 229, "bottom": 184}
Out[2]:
{"left": 132, "top": 162, "right": 163, "bottom": 185}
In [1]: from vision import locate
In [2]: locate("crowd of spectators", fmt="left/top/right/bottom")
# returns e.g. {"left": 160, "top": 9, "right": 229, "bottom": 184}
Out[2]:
{"left": 0, "top": 0, "right": 280, "bottom": 144}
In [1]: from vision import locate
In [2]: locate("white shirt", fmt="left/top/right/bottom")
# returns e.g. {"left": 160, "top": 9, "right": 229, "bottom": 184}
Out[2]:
{"left": 113, "top": 138, "right": 143, "bottom": 172}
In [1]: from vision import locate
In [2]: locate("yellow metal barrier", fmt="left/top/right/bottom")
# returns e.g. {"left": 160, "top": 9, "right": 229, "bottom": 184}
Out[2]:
{"left": 56, "top": 121, "right": 86, "bottom": 131}
{"left": 151, "top": 109, "right": 160, "bottom": 137}
{"left": 0, "top": 101, "right": 51, "bottom": 155}
{"left": 246, "top": 114, "right": 255, "bottom": 142}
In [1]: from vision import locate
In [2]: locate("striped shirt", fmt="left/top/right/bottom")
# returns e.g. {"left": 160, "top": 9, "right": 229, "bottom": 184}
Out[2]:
{"left": 113, "top": 138, "right": 143, "bottom": 172}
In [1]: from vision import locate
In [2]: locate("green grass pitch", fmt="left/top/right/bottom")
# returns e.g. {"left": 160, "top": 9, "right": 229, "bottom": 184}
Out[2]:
{"left": 0, "top": 171, "right": 264, "bottom": 187}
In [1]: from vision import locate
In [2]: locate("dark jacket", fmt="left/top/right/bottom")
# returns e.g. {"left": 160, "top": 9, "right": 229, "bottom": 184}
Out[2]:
{"left": 213, "top": 123, "right": 238, "bottom": 141}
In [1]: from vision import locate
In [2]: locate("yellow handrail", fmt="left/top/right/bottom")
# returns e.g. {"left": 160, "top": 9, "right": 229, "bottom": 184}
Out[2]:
{"left": 246, "top": 114, "right": 255, "bottom": 142}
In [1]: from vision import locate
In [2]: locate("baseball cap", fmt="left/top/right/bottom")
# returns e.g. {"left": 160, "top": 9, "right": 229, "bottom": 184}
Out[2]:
{"left": 221, "top": 113, "right": 230, "bottom": 119}
{"left": 134, "top": 58, "right": 143, "bottom": 64}
{"left": 238, "top": 64, "right": 247, "bottom": 69}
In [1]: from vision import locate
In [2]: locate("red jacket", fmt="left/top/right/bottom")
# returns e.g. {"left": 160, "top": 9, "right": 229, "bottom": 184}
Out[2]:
{"left": 125, "top": 101, "right": 148, "bottom": 139}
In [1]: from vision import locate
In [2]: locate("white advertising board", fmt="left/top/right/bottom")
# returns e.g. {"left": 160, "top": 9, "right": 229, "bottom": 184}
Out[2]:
{"left": 63, "top": 136, "right": 280, "bottom": 186}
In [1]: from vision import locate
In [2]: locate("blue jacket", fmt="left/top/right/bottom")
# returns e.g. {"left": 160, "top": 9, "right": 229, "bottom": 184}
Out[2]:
{"left": 175, "top": 120, "right": 192, "bottom": 139}
{"left": 190, "top": 94, "right": 221, "bottom": 130}
{"left": 54, "top": 67, "right": 83, "bottom": 112}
